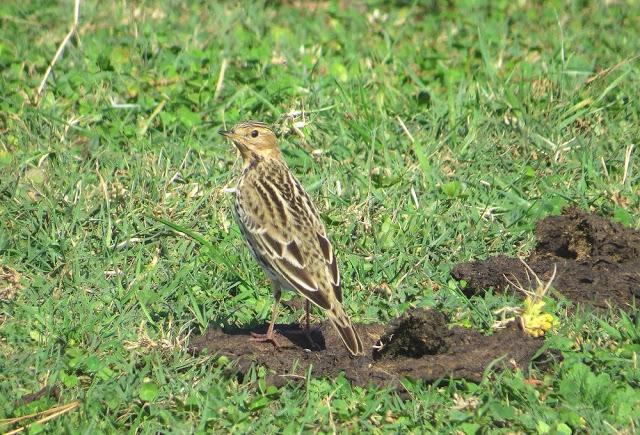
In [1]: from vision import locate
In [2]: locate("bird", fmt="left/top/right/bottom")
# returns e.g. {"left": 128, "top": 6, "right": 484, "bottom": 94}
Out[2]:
{"left": 219, "top": 121, "right": 364, "bottom": 356}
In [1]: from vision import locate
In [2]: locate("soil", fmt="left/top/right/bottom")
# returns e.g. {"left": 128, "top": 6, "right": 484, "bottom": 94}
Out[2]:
{"left": 190, "top": 208, "right": 636, "bottom": 388}
{"left": 16, "top": 385, "right": 61, "bottom": 406}
{"left": 451, "top": 207, "right": 640, "bottom": 310}
{"left": 189, "top": 308, "right": 542, "bottom": 389}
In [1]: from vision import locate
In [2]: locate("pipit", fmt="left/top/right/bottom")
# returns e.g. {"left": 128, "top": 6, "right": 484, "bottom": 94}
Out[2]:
{"left": 220, "top": 121, "right": 364, "bottom": 356}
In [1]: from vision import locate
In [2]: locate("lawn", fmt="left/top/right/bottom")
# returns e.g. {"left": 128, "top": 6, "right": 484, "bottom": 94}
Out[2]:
{"left": 1, "top": 0, "right": 639, "bottom": 432}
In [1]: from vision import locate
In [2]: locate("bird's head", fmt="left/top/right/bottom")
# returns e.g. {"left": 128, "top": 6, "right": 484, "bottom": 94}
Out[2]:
{"left": 219, "top": 121, "right": 280, "bottom": 163}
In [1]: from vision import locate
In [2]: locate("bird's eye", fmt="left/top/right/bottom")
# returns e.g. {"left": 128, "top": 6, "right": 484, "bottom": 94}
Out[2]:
{"left": 250, "top": 130, "right": 259, "bottom": 138}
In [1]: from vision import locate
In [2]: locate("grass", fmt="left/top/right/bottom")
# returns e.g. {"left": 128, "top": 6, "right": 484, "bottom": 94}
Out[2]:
{"left": 1, "top": 0, "right": 639, "bottom": 432}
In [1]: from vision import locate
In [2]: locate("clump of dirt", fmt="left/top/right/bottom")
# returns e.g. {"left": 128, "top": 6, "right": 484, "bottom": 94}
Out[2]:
{"left": 189, "top": 308, "right": 542, "bottom": 389}
{"left": 16, "top": 385, "right": 61, "bottom": 406}
{"left": 374, "top": 309, "right": 448, "bottom": 359}
{"left": 451, "top": 207, "right": 640, "bottom": 309}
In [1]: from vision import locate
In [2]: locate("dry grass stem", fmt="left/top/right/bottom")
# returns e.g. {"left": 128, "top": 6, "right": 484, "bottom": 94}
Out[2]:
{"left": 0, "top": 400, "right": 80, "bottom": 434}
{"left": 35, "top": 0, "right": 81, "bottom": 104}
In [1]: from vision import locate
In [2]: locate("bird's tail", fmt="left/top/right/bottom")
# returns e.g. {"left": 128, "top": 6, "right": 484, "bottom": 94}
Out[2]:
{"left": 327, "top": 305, "right": 364, "bottom": 356}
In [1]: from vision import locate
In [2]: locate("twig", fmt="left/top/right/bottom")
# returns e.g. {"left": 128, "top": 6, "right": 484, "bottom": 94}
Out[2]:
{"left": 283, "top": 104, "right": 313, "bottom": 152}
{"left": 139, "top": 99, "right": 167, "bottom": 135}
{"left": 58, "top": 116, "right": 80, "bottom": 143}
{"left": 585, "top": 54, "right": 640, "bottom": 85}
{"left": 276, "top": 373, "right": 306, "bottom": 380}
{"left": 0, "top": 400, "right": 80, "bottom": 434}
{"left": 410, "top": 186, "right": 419, "bottom": 209}
{"left": 497, "top": 259, "right": 557, "bottom": 334}
{"left": 213, "top": 58, "right": 228, "bottom": 101}
{"left": 291, "top": 122, "right": 313, "bottom": 151}
{"left": 600, "top": 156, "right": 609, "bottom": 180}
{"left": 324, "top": 391, "right": 337, "bottom": 435}
{"left": 503, "top": 258, "right": 557, "bottom": 301}
{"left": 109, "top": 97, "right": 140, "bottom": 110}
{"left": 396, "top": 115, "right": 414, "bottom": 143}
{"left": 35, "top": 0, "right": 81, "bottom": 105}
{"left": 622, "top": 144, "right": 634, "bottom": 185}
{"left": 95, "top": 162, "right": 112, "bottom": 247}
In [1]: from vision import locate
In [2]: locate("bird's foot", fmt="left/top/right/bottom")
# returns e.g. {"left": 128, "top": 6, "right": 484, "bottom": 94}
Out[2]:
{"left": 303, "top": 330, "right": 320, "bottom": 351}
{"left": 249, "top": 332, "right": 280, "bottom": 349}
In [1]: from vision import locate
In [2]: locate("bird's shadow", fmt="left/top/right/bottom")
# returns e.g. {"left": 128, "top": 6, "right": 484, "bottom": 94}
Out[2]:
{"left": 218, "top": 322, "right": 327, "bottom": 351}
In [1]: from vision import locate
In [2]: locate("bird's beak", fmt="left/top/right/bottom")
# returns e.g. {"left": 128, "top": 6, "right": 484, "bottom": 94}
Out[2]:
{"left": 219, "top": 129, "right": 249, "bottom": 156}
{"left": 219, "top": 129, "right": 243, "bottom": 142}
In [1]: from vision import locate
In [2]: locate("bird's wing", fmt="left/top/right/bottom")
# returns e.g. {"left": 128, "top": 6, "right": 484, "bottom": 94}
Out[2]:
{"left": 235, "top": 165, "right": 342, "bottom": 310}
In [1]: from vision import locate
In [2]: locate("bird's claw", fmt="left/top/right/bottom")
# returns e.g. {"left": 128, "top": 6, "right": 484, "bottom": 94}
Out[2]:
{"left": 249, "top": 332, "right": 280, "bottom": 349}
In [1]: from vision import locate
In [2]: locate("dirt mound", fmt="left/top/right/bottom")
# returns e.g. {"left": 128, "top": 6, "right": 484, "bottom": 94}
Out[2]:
{"left": 451, "top": 208, "right": 640, "bottom": 309}
{"left": 189, "top": 309, "right": 542, "bottom": 389}
{"left": 190, "top": 209, "right": 637, "bottom": 387}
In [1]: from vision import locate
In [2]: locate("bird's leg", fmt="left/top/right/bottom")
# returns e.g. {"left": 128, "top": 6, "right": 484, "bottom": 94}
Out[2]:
{"left": 250, "top": 283, "right": 281, "bottom": 348}
{"left": 301, "top": 298, "right": 319, "bottom": 350}
{"left": 305, "top": 299, "right": 310, "bottom": 332}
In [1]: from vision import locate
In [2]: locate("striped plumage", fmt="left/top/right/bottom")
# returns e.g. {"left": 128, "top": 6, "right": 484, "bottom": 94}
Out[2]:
{"left": 220, "top": 121, "right": 364, "bottom": 356}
